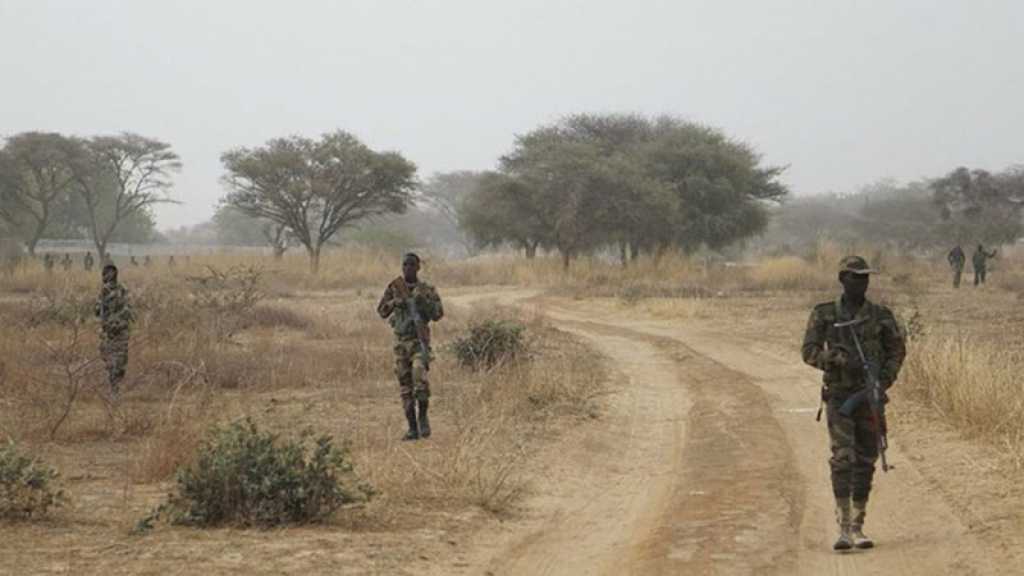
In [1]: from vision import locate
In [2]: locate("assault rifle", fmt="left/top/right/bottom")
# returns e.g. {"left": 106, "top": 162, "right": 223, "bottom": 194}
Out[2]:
{"left": 834, "top": 318, "right": 893, "bottom": 472}
{"left": 391, "top": 278, "right": 431, "bottom": 370}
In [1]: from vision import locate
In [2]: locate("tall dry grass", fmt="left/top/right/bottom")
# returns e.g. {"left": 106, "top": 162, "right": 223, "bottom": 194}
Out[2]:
{"left": 901, "top": 335, "right": 1024, "bottom": 467}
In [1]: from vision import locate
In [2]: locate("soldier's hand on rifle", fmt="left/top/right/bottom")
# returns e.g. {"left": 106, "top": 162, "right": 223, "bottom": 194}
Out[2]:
{"left": 414, "top": 293, "right": 429, "bottom": 310}
{"left": 823, "top": 346, "right": 849, "bottom": 369}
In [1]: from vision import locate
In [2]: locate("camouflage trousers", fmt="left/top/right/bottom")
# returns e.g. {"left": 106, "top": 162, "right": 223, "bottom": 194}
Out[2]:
{"left": 393, "top": 339, "right": 430, "bottom": 401}
{"left": 974, "top": 268, "right": 987, "bottom": 286}
{"left": 826, "top": 396, "right": 879, "bottom": 502}
{"left": 952, "top": 265, "right": 963, "bottom": 288}
{"left": 100, "top": 332, "right": 129, "bottom": 391}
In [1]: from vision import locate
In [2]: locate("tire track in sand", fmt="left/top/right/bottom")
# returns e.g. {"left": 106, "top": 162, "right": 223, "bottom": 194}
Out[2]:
{"left": 453, "top": 291, "right": 1002, "bottom": 574}
{"left": 458, "top": 289, "right": 801, "bottom": 575}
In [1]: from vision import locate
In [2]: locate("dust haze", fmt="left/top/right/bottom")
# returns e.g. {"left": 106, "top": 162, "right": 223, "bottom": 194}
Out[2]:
{"left": 3, "top": 3, "right": 1024, "bottom": 576}
{"left": 3, "top": 1, "right": 1022, "bottom": 232}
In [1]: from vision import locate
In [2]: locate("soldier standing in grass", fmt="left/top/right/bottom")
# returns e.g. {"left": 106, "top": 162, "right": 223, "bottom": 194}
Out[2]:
{"left": 802, "top": 256, "right": 906, "bottom": 551}
{"left": 60, "top": 253, "right": 72, "bottom": 272}
{"left": 377, "top": 253, "right": 444, "bottom": 441}
{"left": 94, "top": 263, "right": 134, "bottom": 399}
{"left": 947, "top": 244, "right": 966, "bottom": 288}
{"left": 972, "top": 244, "right": 997, "bottom": 286}
{"left": 83, "top": 251, "right": 94, "bottom": 272}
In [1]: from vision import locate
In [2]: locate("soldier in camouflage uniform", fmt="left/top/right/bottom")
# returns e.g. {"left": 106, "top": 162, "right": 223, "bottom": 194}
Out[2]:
{"left": 947, "top": 244, "right": 965, "bottom": 288}
{"left": 972, "top": 244, "right": 997, "bottom": 286}
{"left": 802, "top": 256, "right": 906, "bottom": 551}
{"left": 94, "top": 263, "right": 134, "bottom": 399}
{"left": 83, "top": 251, "right": 94, "bottom": 272}
{"left": 377, "top": 253, "right": 444, "bottom": 441}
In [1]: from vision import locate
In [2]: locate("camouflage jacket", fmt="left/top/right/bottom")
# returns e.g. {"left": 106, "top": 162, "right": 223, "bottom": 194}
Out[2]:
{"left": 947, "top": 246, "right": 965, "bottom": 268}
{"left": 377, "top": 277, "right": 444, "bottom": 342}
{"left": 94, "top": 282, "right": 134, "bottom": 336}
{"left": 972, "top": 249, "right": 996, "bottom": 270}
{"left": 802, "top": 297, "right": 906, "bottom": 395}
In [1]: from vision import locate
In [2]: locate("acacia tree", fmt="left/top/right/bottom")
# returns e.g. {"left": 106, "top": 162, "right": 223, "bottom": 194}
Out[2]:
{"left": 458, "top": 171, "right": 549, "bottom": 258}
{"left": 463, "top": 114, "right": 788, "bottom": 268}
{"left": 642, "top": 117, "right": 788, "bottom": 253}
{"left": 69, "top": 133, "right": 181, "bottom": 260}
{"left": 0, "top": 132, "right": 79, "bottom": 255}
{"left": 0, "top": 154, "right": 24, "bottom": 238}
{"left": 499, "top": 129, "right": 622, "bottom": 269}
{"left": 221, "top": 131, "right": 417, "bottom": 273}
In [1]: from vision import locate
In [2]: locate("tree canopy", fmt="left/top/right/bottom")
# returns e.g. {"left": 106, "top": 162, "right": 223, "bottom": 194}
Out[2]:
{"left": 459, "top": 114, "right": 789, "bottom": 268}
{"left": 221, "top": 131, "right": 417, "bottom": 273}
{"left": 0, "top": 132, "right": 172, "bottom": 254}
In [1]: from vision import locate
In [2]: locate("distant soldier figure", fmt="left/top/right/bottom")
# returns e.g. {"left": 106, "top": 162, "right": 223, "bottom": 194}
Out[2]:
{"left": 168, "top": 255, "right": 176, "bottom": 268}
{"left": 42, "top": 253, "right": 54, "bottom": 273}
{"left": 83, "top": 251, "right": 95, "bottom": 272}
{"left": 94, "top": 264, "right": 134, "bottom": 399}
{"left": 130, "top": 255, "right": 140, "bottom": 267}
{"left": 143, "top": 255, "right": 152, "bottom": 267}
{"left": 972, "top": 244, "right": 997, "bottom": 286}
{"left": 60, "top": 253, "right": 72, "bottom": 272}
{"left": 947, "top": 244, "right": 965, "bottom": 288}
{"left": 377, "top": 253, "right": 444, "bottom": 441}
{"left": 802, "top": 256, "right": 906, "bottom": 551}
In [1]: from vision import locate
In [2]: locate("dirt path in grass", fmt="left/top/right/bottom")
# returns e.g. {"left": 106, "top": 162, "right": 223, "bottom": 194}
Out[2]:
{"left": 444, "top": 290, "right": 1009, "bottom": 575}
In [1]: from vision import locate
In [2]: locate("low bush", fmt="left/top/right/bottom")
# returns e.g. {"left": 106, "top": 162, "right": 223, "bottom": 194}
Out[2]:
{"left": 0, "top": 442, "right": 65, "bottom": 520}
{"left": 151, "top": 418, "right": 371, "bottom": 528}
{"left": 451, "top": 319, "right": 528, "bottom": 371}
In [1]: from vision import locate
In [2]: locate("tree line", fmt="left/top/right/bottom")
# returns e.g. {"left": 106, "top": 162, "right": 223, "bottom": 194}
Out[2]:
{"left": 13, "top": 114, "right": 1011, "bottom": 273}
{"left": 0, "top": 132, "right": 178, "bottom": 258}
{"left": 761, "top": 166, "right": 1024, "bottom": 255}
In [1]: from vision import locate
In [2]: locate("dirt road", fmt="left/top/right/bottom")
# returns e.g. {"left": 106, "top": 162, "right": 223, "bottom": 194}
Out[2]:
{"left": 455, "top": 292, "right": 1007, "bottom": 575}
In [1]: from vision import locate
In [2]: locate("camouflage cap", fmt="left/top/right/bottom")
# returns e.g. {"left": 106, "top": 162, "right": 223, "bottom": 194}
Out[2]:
{"left": 838, "top": 255, "right": 876, "bottom": 275}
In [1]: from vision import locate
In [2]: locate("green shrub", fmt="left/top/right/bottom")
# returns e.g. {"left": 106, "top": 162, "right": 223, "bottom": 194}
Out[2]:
{"left": 154, "top": 418, "right": 371, "bottom": 528}
{"left": 0, "top": 442, "right": 65, "bottom": 520}
{"left": 451, "top": 319, "right": 527, "bottom": 371}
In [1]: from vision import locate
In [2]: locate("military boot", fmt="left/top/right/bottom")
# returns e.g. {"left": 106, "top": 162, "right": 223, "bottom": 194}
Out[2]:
{"left": 851, "top": 500, "right": 874, "bottom": 549}
{"left": 833, "top": 496, "right": 853, "bottom": 551}
{"left": 402, "top": 398, "right": 419, "bottom": 441}
{"left": 417, "top": 398, "right": 431, "bottom": 439}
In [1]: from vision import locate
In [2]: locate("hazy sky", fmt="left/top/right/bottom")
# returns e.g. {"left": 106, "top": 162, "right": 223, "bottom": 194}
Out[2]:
{"left": 2, "top": 0, "right": 1022, "bottom": 229}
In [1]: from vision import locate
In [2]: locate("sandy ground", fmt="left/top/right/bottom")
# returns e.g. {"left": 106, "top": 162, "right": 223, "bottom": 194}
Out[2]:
{"left": 436, "top": 290, "right": 1023, "bottom": 575}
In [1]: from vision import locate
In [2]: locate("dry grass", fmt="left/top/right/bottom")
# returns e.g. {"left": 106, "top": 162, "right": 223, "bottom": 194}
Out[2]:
{"left": 901, "top": 335, "right": 1024, "bottom": 467}
{"left": 0, "top": 251, "right": 607, "bottom": 542}
{"left": 745, "top": 256, "right": 834, "bottom": 292}
{"left": 4, "top": 241, "right": 1024, "bottom": 539}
